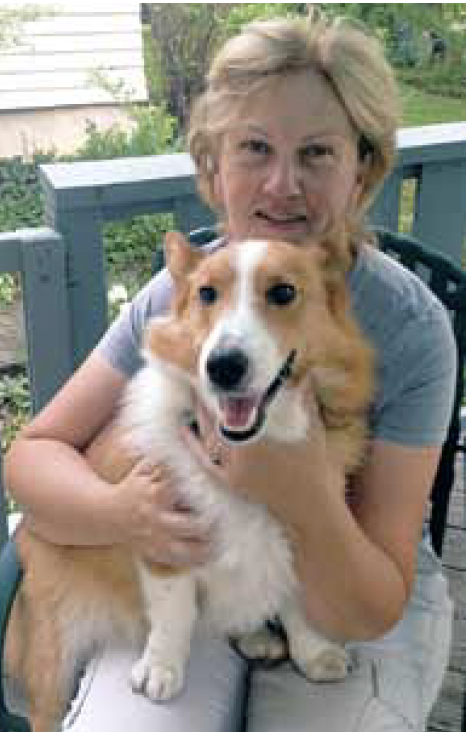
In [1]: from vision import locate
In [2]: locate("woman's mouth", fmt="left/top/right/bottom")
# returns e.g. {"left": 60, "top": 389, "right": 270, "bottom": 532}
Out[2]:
{"left": 254, "top": 210, "right": 309, "bottom": 234}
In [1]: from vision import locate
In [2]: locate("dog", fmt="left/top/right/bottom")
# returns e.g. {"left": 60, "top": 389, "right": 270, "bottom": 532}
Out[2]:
{"left": 5, "top": 231, "right": 374, "bottom": 732}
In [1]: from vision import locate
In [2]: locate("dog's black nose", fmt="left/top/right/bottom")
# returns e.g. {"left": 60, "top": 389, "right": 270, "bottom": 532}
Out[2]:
{"left": 206, "top": 348, "right": 249, "bottom": 391}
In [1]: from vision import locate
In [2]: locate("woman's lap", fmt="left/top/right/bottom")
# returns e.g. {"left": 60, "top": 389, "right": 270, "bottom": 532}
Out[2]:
{"left": 62, "top": 629, "right": 247, "bottom": 732}
{"left": 247, "top": 542, "right": 453, "bottom": 731}
{"left": 58, "top": 542, "right": 452, "bottom": 732}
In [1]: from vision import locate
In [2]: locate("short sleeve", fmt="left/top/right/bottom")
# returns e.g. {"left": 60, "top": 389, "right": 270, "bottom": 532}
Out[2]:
{"left": 95, "top": 236, "right": 225, "bottom": 377}
{"left": 370, "top": 302, "right": 457, "bottom": 447}
{"left": 95, "top": 268, "right": 173, "bottom": 377}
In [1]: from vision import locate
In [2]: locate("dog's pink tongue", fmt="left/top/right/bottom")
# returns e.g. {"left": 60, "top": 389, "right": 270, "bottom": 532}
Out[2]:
{"left": 221, "top": 396, "right": 257, "bottom": 429}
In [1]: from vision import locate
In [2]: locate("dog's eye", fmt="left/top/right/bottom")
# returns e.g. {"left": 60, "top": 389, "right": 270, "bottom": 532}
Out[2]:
{"left": 199, "top": 285, "right": 218, "bottom": 305}
{"left": 266, "top": 283, "right": 296, "bottom": 307}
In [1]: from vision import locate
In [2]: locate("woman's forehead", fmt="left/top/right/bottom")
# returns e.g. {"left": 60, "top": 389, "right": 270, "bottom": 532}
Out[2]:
{"left": 230, "top": 69, "right": 356, "bottom": 141}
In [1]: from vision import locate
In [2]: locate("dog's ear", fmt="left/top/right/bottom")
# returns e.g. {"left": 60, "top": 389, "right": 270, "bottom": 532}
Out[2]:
{"left": 314, "top": 247, "right": 350, "bottom": 329}
{"left": 164, "top": 231, "right": 204, "bottom": 280}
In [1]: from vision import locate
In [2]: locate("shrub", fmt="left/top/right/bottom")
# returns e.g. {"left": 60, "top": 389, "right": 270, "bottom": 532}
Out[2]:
{"left": 76, "top": 103, "right": 178, "bottom": 161}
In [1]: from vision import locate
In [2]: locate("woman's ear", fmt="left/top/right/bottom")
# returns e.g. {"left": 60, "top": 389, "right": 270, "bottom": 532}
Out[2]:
{"left": 212, "top": 167, "right": 224, "bottom": 212}
{"left": 353, "top": 152, "right": 373, "bottom": 205}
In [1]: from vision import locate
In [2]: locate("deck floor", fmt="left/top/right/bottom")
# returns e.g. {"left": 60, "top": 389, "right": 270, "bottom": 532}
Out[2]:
{"left": 428, "top": 457, "right": 465, "bottom": 732}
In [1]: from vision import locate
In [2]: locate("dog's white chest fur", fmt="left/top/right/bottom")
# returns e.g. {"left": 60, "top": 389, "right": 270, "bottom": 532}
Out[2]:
{"left": 121, "top": 363, "right": 296, "bottom": 636}
{"left": 121, "top": 362, "right": 349, "bottom": 703}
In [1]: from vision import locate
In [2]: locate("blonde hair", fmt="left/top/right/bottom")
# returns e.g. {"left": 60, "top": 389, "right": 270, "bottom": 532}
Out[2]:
{"left": 188, "top": 16, "right": 399, "bottom": 227}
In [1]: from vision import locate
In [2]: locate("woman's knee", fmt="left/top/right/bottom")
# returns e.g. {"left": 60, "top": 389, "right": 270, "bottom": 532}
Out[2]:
{"left": 245, "top": 652, "right": 427, "bottom": 732}
{"left": 63, "top": 635, "right": 247, "bottom": 732}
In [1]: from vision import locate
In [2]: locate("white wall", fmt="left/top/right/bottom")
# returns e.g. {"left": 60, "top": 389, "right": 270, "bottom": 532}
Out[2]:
{"left": 0, "top": 2, "right": 148, "bottom": 111}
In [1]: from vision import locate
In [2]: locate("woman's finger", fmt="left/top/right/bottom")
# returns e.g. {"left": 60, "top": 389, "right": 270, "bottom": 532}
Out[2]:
{"left": 160, "top": 508, "right": 215, "bottom": 541}
{"left": 166, "top": 538, "right": 214, "bottom": 568}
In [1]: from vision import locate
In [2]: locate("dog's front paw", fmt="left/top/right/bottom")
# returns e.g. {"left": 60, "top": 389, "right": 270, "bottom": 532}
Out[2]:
{"left": 234, "top": 627, "right": 288, "bottom": 663}
{"left": 131, "top": 654, "right": 185, "bottom": 702}
{"left": 291, "top": 642, "right": 351, "bottom": 682}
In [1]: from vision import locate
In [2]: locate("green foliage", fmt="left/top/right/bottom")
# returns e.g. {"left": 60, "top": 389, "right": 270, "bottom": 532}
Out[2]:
{"left": 0, "top": 373, "right": 30, "bottom": 414}
{"left": 398, "top": 62, "right": 465, "bottom": 99}
{"left": 220, "top": 3, "right": 305, "bottom": 36}
{"left": 399, "top": 83, "right": 465, "bottom": 126}
{"left": 0, "top": 373, "right": 31, "bottom": 451}
{"left": 104, "top": 211, "right": 175, "bottom": 298}
{"left": 321, "top": 3, "right": 465, "bottom": 96}
{"left": 0, "top": 274, "right": 17, "bottom": 304}
{"left": 0, "top": 154, "right": 51, "bottom": 231}
{"left": 142, "top": 25, "right": 166, "bottom": 103}
{"left": 76, "top": 105, "right": 178, "bottom": 161}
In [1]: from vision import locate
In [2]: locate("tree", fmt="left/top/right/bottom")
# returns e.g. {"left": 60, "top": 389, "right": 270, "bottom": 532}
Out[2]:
{"left": 144, "top": 5, "right": 231, "bottom": 129}
{"left": 143, "top": 3, "right": 306, "bottom": 129}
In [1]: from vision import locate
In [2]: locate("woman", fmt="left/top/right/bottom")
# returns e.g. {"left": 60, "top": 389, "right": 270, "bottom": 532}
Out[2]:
{"left": 4, "top": 16, "right": 456, "bottom": 731}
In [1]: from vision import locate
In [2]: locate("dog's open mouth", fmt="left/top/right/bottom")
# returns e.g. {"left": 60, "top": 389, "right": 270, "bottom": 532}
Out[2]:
{"left": 218, "top": 350, "right": 296, "bottom": 443}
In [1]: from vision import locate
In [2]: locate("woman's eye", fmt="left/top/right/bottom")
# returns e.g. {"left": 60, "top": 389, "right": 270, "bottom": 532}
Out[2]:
{"left": 240, "top": 139, "right": 270, "bottom": 156}
{"left": 266, "top": 283, "right": 297, "bottom": 307}
{"left": 301, "top": 144, "right": 334, "bottom": 163}
{"left": 199, "top": 285, "right": 218, "bottom": 305}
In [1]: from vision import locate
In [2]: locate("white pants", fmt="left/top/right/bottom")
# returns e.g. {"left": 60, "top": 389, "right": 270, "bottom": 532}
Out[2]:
{"left": 6, "top": 541, "right": 453, "bottom": 732}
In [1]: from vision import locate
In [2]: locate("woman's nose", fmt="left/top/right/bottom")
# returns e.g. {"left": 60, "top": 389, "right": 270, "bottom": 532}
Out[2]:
{"left": 263, "top": 157, "right": 302, "bottom": 197}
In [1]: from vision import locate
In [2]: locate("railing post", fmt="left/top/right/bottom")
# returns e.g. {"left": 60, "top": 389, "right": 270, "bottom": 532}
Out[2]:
{"left": 0, "top": 453, "right": 7, "bottom": 548}
{"left": 174, "top": 195, "right": 215, "bottom": 234}
{"left": 370, "top": 170, "right": 403, "bottom": 232}
{"left": 39, "top": 156, "right": 216, "bottom": 370}
{"left": 413, "top": 158, "right": 466, "bottom": 264}
{"left": 42, "top": 183, "right": 107, "bottom": 371}
{"left": 19, "top": 228, "right": 72, "bottom": 413}
{"left": 397, "top": 123, "right": 466, "bottom": 266}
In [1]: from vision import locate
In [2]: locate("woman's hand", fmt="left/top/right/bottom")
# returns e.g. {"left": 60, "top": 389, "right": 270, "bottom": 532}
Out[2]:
{"left": 111, "top": 459, "right": 214, "bottom": 569}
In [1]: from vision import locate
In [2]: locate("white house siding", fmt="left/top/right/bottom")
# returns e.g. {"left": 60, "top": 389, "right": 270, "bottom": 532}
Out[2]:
{"left": 0, "top": 2, "right": 148, "bottom": 157}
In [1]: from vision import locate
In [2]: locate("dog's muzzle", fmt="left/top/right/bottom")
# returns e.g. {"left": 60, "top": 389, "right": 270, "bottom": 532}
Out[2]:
{"left": 209, "top": 349, "right": 297, "bottom": 443}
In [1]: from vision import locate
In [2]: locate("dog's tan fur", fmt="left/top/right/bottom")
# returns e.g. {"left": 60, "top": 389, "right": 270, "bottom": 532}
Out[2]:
{"left": 5, "top": 231, "right": 373, "bottom": 732}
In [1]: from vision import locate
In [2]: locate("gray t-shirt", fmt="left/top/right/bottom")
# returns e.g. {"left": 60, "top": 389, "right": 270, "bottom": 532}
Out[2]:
{"left": 96, "top": 242, "right": 457, "bottom": 447}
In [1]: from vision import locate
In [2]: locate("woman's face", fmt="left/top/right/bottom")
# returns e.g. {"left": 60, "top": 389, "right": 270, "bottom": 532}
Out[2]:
{"left": 214, "top": 69, "right": 366, "bottom": 244}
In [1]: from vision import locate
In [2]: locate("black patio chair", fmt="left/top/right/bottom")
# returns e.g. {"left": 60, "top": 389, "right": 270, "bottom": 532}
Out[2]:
{"left": 0, "top": 228, "right": 465, "bottom": 732}
{"left": 376, "top": 229, "right": 466, "bottom": 557}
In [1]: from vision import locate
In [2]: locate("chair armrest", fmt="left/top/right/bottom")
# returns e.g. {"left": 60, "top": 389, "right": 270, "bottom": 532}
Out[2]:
{"left": 0, "top": 538, "right": 31, "bottom": 732}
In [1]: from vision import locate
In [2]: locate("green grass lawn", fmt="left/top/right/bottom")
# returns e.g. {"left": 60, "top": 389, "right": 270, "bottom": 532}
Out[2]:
{"left": 400, "top": 82, "right": 466, "bottom": 127}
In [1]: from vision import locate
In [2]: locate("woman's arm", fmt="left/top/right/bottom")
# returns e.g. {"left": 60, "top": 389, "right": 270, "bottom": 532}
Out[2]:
{"left": 181, "top": 406, "right": 441, "bottom": 642}
{"left": 4, "top": 351, "right": 127, "bottom": 546}
{"left": 4, "top": 350, "right": 211, "bottom": 567}
{"left": 292, "top": 437, "right": 441, "bottom": 641}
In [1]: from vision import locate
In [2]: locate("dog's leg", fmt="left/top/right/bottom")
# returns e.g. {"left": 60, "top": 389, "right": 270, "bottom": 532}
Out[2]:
{"left": 25, "top": 621, "right": 73, "bottom": 732}
{"left": 280, "top": 600, "right": 351, "bottom": 682}
{"left": 131, "top": 571, "right": 198, "bottom": 701}
{"left": 233, "top": 625, "right": 288, "bottom": 664}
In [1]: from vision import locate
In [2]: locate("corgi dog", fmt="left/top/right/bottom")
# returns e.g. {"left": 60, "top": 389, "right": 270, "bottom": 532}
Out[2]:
{"left": 5, "top": 231, "right": 373, "bottom": 732}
